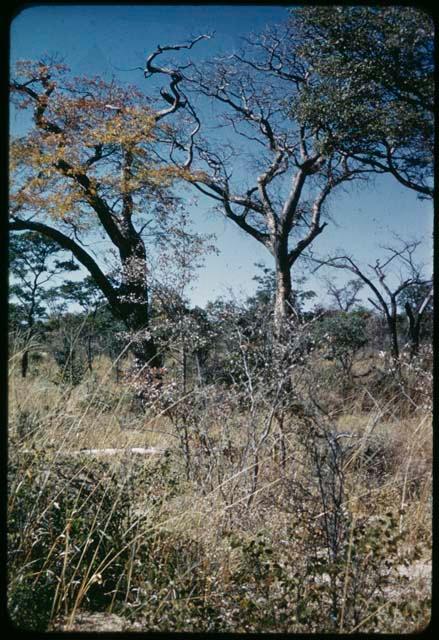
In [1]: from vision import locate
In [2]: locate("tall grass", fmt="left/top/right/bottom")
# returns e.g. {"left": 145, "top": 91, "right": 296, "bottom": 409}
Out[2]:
{"left": 7, "top": 341, "right": 431, "bottom": 632}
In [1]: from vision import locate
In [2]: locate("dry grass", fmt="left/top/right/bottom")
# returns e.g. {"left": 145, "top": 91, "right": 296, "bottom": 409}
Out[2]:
{"left": 8, "top": 349, "right": 432, "bottom": 633}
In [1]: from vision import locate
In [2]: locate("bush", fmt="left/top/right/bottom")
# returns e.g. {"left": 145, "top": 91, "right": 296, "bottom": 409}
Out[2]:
{"left": 313, "top": 312, "right": 368, "bottom": 378}
{"left": 7, "top": 450, "right": 178, "bottom": 631}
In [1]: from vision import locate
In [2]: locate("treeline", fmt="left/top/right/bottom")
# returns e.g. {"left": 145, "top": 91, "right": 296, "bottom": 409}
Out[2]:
{"left": 9, "top": 243, "right": 433, "bottom": 388}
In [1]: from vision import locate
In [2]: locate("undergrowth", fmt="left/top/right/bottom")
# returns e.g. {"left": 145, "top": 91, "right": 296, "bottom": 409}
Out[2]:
{"left": 7, "top": 346, "right": 432, "bottom": 633}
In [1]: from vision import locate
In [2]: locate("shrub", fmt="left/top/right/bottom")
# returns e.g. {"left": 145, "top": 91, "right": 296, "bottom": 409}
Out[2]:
{"left": 7, "top": 450, "right": 178, "bottom": 631}
{"left": 313, "top": 312, "right": 368, "bottom": 378}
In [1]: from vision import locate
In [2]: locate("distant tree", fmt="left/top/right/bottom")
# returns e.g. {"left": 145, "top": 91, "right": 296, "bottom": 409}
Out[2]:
{"left": 313, "top": 311, "right": 368, "bottom": 379}
{"left": 47, "top": 311, "right": 88, "bottom": 386}
{"left": 314, "top": 240, "right": 432, "bottom": 360}
{"left": 293, "top": 6, "right": 434, "bottom": 198}
{"left": 325, "top": 278, "right": 364, "bottom": 312}
{"left": 399, "top": 282, "right": 433, "bottom": 357}
{"left": 249, "top": 263, "right": 316, "bottom": 322}
{"left": 9, "top": 231, "right": 78, "bottom": 377}
{"left": 8, "top": 302, "right": 27, "bottom": 334}
{"left": 249, "top": 263, "right": 276, "bottom": 311}
{"left": 187, "top": 306, "right": 214, "bottom": 385}
{"left": 57, "top": 277, "right": 106, "bottom": 372}
{"left": 203, "top": 297, "right": 267, "bottom": 389}
{"left": 58, "top": 276, "right": 104, "bottom": 313}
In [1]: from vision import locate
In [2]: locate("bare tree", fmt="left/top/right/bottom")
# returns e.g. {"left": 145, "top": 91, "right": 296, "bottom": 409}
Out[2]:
{"left": 313, "top": 240, "right": 432, "bottom": 360}
{"left": 325, "top": 278, "right": 364, "bottom": 312}
{"left": 142, "top": 27, "right": 371, "bottom": 333}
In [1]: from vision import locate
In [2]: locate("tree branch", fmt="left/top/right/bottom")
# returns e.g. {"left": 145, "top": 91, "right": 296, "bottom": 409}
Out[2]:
{"left": 9, "top": 218, "right": 119, "bottom": 309}
{"left": 144, "top": 35, "right": 212, "bottom": 122}
{"left": 342, "top": 149, "right": 433, "bottom": 199}
{"left": 222, "top": 199, "right": 271, "bottom": 249}
{"left": 54, "top": 159, "right": 126, "bottom": 249}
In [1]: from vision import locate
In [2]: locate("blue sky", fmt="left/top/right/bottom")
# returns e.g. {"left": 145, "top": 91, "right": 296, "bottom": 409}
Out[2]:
{"left": 10, "top": 4, "right": 433, "bottom": 309}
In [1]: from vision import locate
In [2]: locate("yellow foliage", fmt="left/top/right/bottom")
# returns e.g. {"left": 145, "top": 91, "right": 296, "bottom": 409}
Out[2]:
{"left": 10, "top": 62, "right": 195, "bottom": 224}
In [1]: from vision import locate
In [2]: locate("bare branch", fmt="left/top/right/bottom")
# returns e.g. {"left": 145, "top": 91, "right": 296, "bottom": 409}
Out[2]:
{"left": 144, "top": 35, "right": 212, "bottom": 122}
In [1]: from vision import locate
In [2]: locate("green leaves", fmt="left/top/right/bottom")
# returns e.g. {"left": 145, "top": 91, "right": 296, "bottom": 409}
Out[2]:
{"left": 292, "top": 6, "right": 434, "bottom": 197}
{"left": 9, "top": 231, "right": 78, "bottom": 330}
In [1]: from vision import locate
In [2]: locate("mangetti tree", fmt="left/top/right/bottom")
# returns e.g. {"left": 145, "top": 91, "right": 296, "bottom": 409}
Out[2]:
{"left": 9, "top": 43, "right": 208, "bottom": 368}
{"left": 141, "top": 26, "right": 377, "bottom": 333}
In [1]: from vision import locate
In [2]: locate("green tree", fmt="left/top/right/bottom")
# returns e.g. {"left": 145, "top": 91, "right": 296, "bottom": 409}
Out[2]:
{"left": 293, "top": 6, "right": 434, "bottom": 198}
{"left": 9, "top": 231, "right": 78, "bottom": 377}
{"left": 314, "top": 240, "right": 431, "bottom": 360}
{"left": 313, "top": 311, "right": 368, "bottom": 379}
{"left": 57, "top": 277, "right": 106, "bottom": 372}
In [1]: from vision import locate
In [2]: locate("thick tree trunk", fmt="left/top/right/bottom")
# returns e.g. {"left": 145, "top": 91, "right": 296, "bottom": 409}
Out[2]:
{"left": 115, "top": 230, "right": 161, "bottom": 369}
{"left": 273, "top": 249, "right": 293, "bottom": 334}
{"left": 116, "top": 298, "right": 160, "bottom": 369}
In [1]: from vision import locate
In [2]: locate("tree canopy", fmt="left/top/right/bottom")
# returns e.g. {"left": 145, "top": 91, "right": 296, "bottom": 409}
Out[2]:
{"left": 9, "top": 8, "right": 434, "bottom": 356}
{"left": 291, "top": 6, "right": 434, "bottom": 198}
{"left": 9, "top": 57, "right": 206, "bottom": 365}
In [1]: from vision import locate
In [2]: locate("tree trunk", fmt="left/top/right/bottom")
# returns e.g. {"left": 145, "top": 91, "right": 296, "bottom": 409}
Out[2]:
{"left": 21, "top": 350, "right": 29, "bottom": 378}
{"left": 182, "top": 340, "right": 187, "bottom": 394}
{"left": 117, "top": 298, "right": 160, "bottom": 369}
{"left": 116, "top": 235, "right": 161, "bottom": 369}
{"left": 404, "top": 302, "right": 420, "bottom": 357}
{"left": 388, "top": 316, "right": 400, "bottom": 360}
{"left": 411, "top": 324, "right": 420, "bottom": 358}
{"left": 195, "top": 352, "right": 203, "bottom": 386}
{"left": 405, "top": 286, "right": 432, "bottom": 358}
{"left": 274, "top": 250, "right": 293, "bottom": 334}
{"left": 21, "top": 322, "right": 34, "bottom": 378}
{"left": 87, "top": 334, "right": 93, "bottom": 373}
{"left": 9, "top": 211, "right": 161, "bottom": 369}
